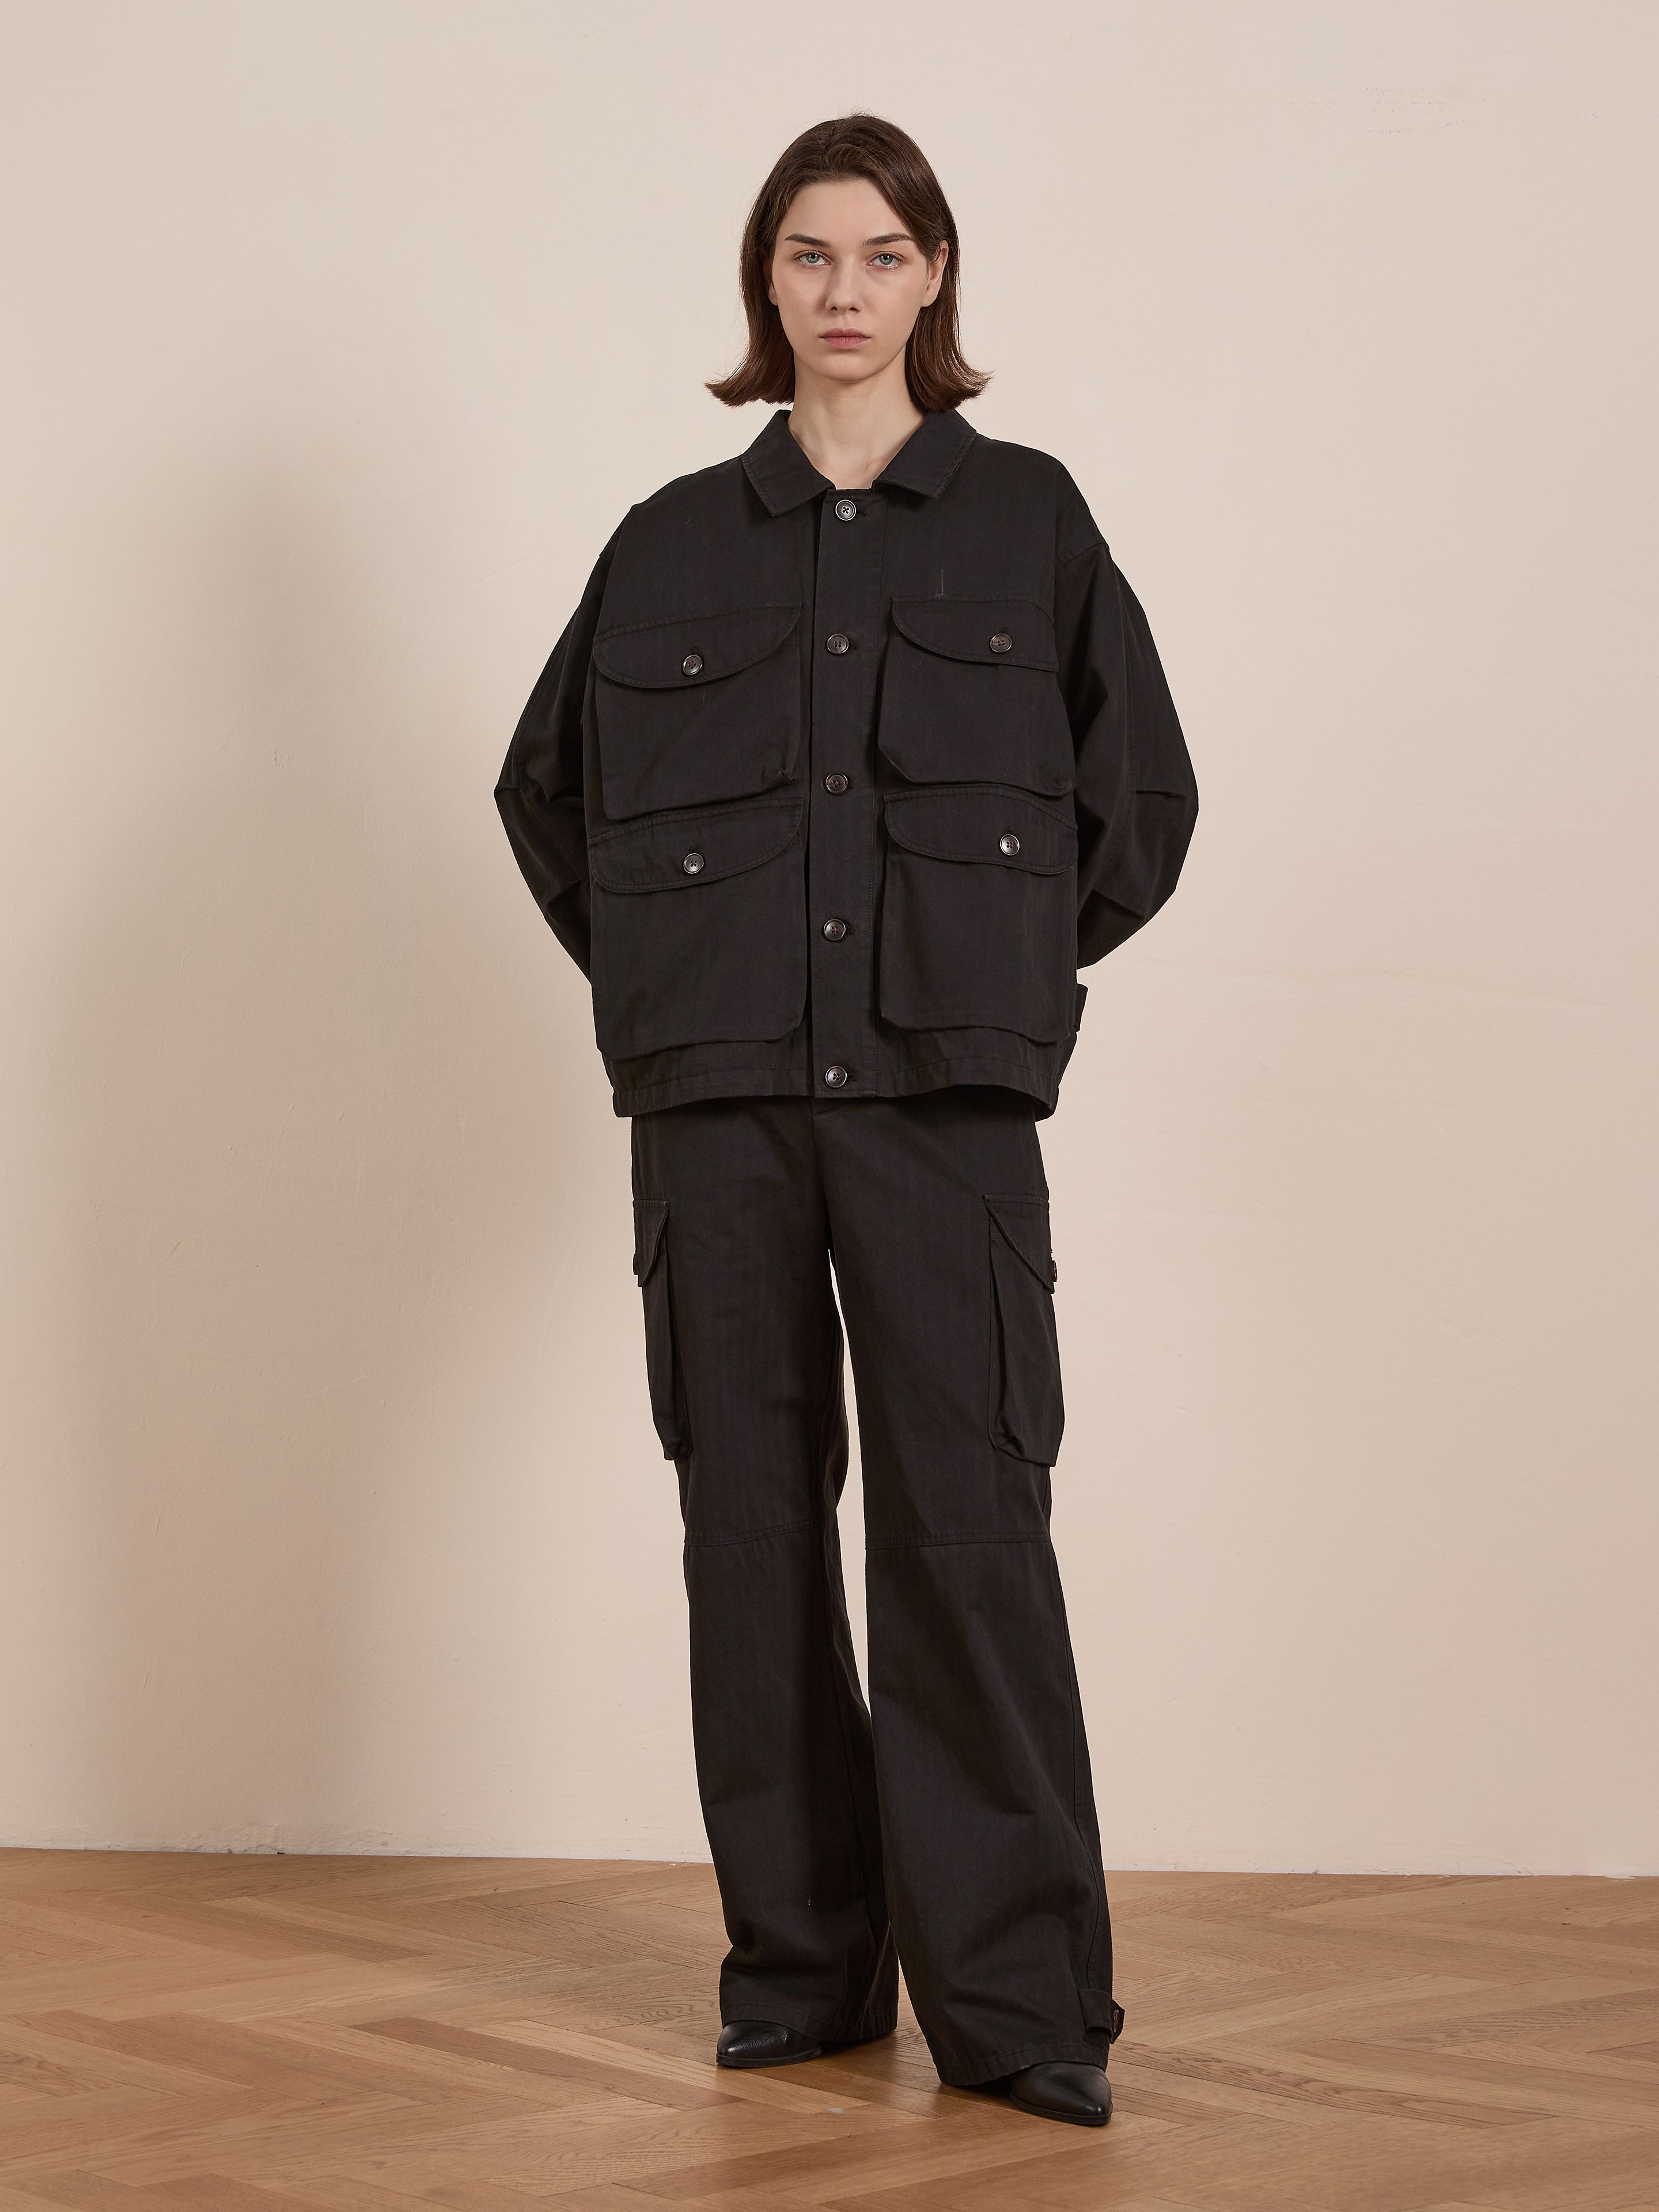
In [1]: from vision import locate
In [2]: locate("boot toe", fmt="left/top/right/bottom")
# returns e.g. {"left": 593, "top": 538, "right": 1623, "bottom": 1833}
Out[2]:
{"left": 715, "top": 2019, "right": 824, "bottom": 2069}
{"left": 1007, "top": 2059, "right": 1112, "bottom": 2126}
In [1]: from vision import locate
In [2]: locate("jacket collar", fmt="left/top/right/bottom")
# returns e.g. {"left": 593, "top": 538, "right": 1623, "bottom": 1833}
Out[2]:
{"left": 741, "top": 406, "right": 977, "bottom": 516}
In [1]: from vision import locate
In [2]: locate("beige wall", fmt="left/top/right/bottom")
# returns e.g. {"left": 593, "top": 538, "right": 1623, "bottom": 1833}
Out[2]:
{"left": 2, "top": 1, "right": 1654, "bottom": 1873}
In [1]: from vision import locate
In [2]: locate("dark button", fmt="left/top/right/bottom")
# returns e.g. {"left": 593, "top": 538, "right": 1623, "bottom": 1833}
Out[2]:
{"left": 824, "top": 772, "right": 850, "bottom": 794}
{"left": 1050, "top": 1258, "right": 1059, "bottom": 1284}
{"left": 821, "top": 917, "right": 847, "bottom": 941}
{"left": 989, "top": 631, "right": 1013, "bottom": 653}
{"left": 998, "top": 832, "right": 1021, "bottom": 857}
{"left": 681, "top": 651, "right": 704, "bottom": 676}
{"left": 825, "top": 632, "right": 851, "bottom": 655}
{"left": 823, "top": 1063, "right": 849, "bottom": 1088}
{"left": 834, "top": 497, "right": 858, "bottom": 522}
{"left": 681, "top": 850, "right": 706, "bottom": 875}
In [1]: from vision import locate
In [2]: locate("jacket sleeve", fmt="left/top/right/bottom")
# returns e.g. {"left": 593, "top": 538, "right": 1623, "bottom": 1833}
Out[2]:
{"left": 493, "top": 529, "right": 621, "bottom": 980}
{"left": 1054, "top": 521, "right": 1199, "bottom": 967}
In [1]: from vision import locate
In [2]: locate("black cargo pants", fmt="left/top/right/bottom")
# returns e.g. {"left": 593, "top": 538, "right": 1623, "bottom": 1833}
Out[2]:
{"left": 629, "top": 1086, "right": 1123, "bottom": 2089}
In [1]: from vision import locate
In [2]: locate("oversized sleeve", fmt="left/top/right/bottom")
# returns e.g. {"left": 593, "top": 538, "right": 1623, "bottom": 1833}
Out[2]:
{"left": 493, "top": 528, "right": 622, "bottom": 979}
{"left": 1053, "top": 505, "right": 1199, "bottom": 967}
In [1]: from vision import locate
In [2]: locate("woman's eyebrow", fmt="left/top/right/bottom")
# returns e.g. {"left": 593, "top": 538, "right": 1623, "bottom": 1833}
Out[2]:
{"left": 781, "top": 232, "right": 918, "bottom": 248}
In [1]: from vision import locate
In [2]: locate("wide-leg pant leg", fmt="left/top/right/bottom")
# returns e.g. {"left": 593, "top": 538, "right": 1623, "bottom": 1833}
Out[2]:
{"left": 630, "top": 1099, "right": 897, "bottom": 2043}
{"left": 814, "top": 1087, "right": 1120, "bottom": 2087}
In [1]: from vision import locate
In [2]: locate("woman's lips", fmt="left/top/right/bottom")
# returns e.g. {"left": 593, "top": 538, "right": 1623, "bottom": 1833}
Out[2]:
{"left": 821, "top": 330, "right": 869, "bottom": 347}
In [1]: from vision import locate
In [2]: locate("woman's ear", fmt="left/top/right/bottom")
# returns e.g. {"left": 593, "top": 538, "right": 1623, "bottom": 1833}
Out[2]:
{"left": 923, "top": 239, "right": 949, "bottom": 307}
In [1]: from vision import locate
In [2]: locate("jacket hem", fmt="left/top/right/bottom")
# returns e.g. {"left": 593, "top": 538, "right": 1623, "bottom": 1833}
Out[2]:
{"left": 608, "top": 1047, "right": 1070, "bottom": 1120}
{"left": 612, "top": 1065, "right": 813, "bottom": 1118}
{"left": 865, "top": 1055, "right": 1061, "bottom": 1119}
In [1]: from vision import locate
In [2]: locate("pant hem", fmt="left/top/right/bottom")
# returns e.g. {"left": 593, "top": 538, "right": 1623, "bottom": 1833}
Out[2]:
{"left": 718, "top": 2002, "right": 899, "bottom": 2047}
{"left": 929, "top": 2033, "right": 1112, "bottom": 2089}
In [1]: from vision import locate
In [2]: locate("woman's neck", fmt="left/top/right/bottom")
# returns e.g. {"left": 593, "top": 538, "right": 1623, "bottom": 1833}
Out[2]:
{"left": 786, "top": 366, "right": 925, "bottom": 491}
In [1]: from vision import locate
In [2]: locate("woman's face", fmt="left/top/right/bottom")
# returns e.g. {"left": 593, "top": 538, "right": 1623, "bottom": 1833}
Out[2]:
{"left": 766, "top": 176, "right": 947, "bottom": 393}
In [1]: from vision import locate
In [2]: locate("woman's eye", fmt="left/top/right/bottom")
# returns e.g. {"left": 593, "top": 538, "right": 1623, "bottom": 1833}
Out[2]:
{"left": 872, "top": 253, "right": 900, "bottom": 268}
{"left": 797, "top": 252, "right": 828, "bottom": 267}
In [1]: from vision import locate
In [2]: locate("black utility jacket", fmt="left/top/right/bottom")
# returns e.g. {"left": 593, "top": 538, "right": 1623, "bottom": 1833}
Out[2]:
{"left": 496, "top": 407, "right": 1197, "bottom": 1119}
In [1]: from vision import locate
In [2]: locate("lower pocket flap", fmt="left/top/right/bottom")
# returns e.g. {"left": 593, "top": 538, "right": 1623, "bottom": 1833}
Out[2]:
{"left": 591, "top": 799, "right": 803, "bottom": 893}
{"left": 632, "top": 1197, "right": 670, "bottom": 1281}
{"left": 884, "top": 786, "right": 1077, "bottom": 872}
{"left": 984, "top": 1194, "right": 1055, "bottom": 1288}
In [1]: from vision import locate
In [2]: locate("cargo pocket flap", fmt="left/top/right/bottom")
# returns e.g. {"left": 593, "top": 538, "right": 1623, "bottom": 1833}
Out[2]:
{"left": 595, "top": 603, "right": 801, "bottom": 690}
{"left": 884, "top": 787, "right": 1077, "bottom": 874}
{"left": 1080, "top": 1988, "right": 1126, "bottom": 2040}
{"left": 632, "top": 1197, "right": 670, "bottom": 1282}
{"left": 891, "top": 596, "right": 1058, "bottom": 671}
{"left": 984, "top": 1194, "right": 1056, "bottom": 1289}
{"left": 590, "top": 799, "right": 804, "bottom": 893}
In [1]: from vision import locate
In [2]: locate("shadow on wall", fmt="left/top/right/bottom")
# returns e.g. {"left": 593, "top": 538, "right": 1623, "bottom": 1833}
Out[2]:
{"left": 56, "top": 446, "right": 599, "bottom": 1851}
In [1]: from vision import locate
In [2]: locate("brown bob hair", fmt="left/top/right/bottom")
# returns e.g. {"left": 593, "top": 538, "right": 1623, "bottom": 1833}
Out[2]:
{"left": 707, "top": 114, "right": 990, "bottom": 413}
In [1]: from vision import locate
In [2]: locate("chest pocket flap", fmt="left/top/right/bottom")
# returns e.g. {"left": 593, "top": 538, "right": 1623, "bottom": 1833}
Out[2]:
{"left": 889, "top": 597, "right": 1058, "bottom": 672}
{"left": 595, "top": 604, "right": 801, "bottom": 689}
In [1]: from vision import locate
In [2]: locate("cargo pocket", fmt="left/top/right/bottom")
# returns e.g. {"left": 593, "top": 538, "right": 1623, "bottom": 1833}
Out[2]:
{"left": 632, "top": 1198, "right": 690, "bottom": 1460}
{"left": 879, "top": 786, "right": 1078, "bottom": 1042}
{"left": 594, "top": 603, "right": 804, "bottom": 819}
{"left": 589, "top": 797, "right": 807, "bottom": 1058}
{"left": 877, "top": 596, "right": 1074, "bottom": 794}
{"left": 984, "top": 1194, "right": 1064, "bottom": 1464}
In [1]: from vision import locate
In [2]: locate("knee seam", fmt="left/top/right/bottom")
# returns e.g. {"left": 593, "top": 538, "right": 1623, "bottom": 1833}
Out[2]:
{"left": 865, "top": 1530, "right": 1049, "bottom": 1551}
{"left": 684, "top": 1514, "right": 819, "bottom": 1551}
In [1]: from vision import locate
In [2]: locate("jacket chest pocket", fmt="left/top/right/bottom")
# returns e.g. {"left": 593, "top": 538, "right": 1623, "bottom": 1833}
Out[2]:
{"left": 593, "top": 604, "right": 804, "bottom": 820}
{"left": 878, "top": 785, "right": 1077, "bottom": 1043}
{"left": 589, "top": 798, "right": 807, "bottom": 1059}
{"left": 877, "top": 597, "right": 1074, "bottom": 794}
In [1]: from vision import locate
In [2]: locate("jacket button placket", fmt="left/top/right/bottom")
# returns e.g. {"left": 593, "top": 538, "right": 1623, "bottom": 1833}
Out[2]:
{"left": 808, "top": 486, "right": 885, "bottom": 1096}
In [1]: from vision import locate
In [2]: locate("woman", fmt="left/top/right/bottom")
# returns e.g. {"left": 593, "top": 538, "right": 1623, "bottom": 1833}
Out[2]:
{"left": 496, "top": 113, "right": 1196, "bottom": 2127}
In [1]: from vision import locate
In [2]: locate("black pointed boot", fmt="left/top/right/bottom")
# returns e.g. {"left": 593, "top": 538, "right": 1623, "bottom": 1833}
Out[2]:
{"left": 1007, "top": 2059, "right": 1112, "bottom": 2126}
{"left": 715, "top": 2020, "right": 824, "bottom": 2069}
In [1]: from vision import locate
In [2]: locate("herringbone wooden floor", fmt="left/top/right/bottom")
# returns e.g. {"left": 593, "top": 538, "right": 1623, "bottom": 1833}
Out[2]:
{"left": 0, "top": 1854, "right": 1654, "bottom": 2209}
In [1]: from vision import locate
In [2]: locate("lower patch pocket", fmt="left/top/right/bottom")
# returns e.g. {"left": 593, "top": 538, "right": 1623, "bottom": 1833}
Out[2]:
{"left": 590, "top": 798, "right": 806, "bottom": 1059}
{"left": 984, "top": 1194, "right": 1064, "bottom": 1464}
{"left": 632, "top": 1198, "right": 691, "bottom": 1460}
{"left": 878, "top": 786, "right": 1077, "bottom": 1043}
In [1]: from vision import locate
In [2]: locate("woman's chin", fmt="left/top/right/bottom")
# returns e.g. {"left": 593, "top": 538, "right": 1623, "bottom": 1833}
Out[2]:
{"left": 802, "top": 345, "right": 887, "bottom": 386}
